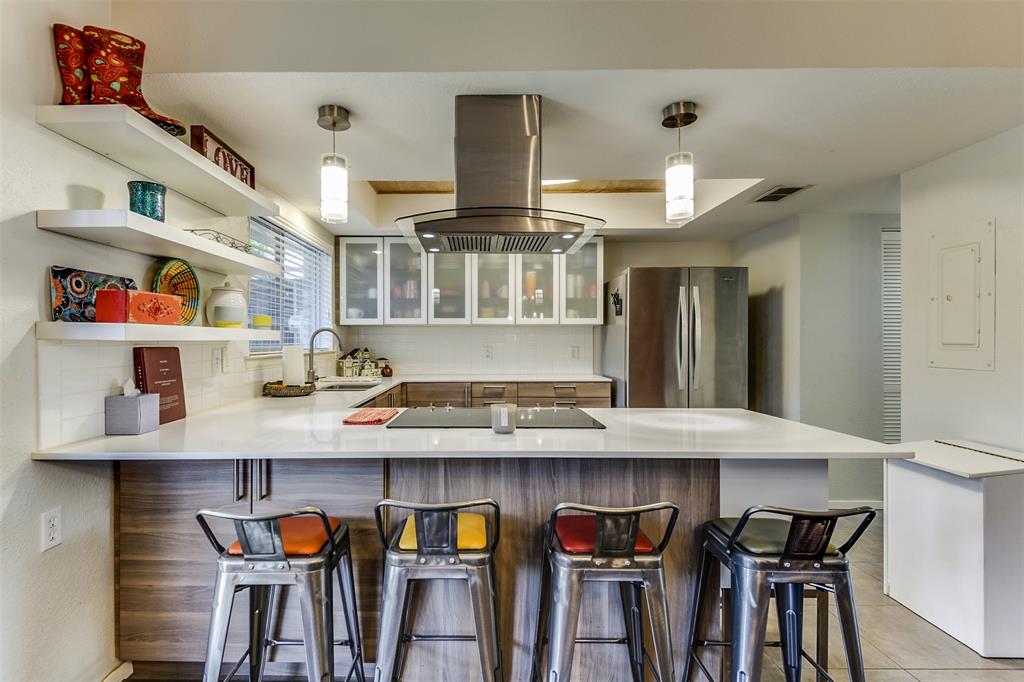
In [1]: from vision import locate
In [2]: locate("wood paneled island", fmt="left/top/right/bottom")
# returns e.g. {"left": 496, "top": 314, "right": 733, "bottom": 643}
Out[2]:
{"left": 34, "top": 389, "right": 911, "bottom": 681}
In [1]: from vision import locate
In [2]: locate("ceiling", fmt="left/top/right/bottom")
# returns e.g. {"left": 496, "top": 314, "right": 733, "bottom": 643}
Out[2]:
{"left": 144, "top": 68, "right": 1024, "bottom": 240}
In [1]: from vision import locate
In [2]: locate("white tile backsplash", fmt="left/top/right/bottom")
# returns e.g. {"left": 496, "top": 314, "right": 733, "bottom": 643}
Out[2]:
{"left": 343, "top": 326, "right": 595, "bottom": 376}
{"left": 37, "top": 340, "right": 335, "bottom": 449}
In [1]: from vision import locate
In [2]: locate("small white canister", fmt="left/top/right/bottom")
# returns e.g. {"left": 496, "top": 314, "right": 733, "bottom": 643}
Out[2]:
{"left": 490, "top": 403, "right": 517, "bottom": 434}
{"left": 206, "top": 282, "right": 248, "bottom": 328}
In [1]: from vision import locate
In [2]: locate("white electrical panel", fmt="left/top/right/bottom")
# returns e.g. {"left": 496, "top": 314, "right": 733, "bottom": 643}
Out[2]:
{"left": 927, "top": 219, "right": 995, "bottom": 371}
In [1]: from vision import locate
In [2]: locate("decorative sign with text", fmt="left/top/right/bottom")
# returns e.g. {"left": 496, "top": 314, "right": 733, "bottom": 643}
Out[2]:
{"left": 190, "top": 125, "right": 255, "bottom": 188}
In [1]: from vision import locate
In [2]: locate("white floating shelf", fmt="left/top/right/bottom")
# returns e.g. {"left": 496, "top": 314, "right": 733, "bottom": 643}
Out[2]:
{"left": 37, "top": 209, "right": 282, "bottom": 277}
{"left": 36, "top": 321, "right": 280, "bottom": 343}
{"left": 37, "top": 104, "right": 279, "bottom": 217}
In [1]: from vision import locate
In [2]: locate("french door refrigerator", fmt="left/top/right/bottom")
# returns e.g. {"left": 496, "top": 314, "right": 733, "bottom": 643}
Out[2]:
{"left": 600, "top": 267, "right": 748, "bottom": 408}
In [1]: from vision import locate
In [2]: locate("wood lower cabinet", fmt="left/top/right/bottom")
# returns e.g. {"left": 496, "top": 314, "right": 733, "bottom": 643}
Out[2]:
{"left": 372, "top": 384, "right": 404, "bottom": 408}
{"left": 404, "top": 381, "right": 470, "bottom": 407}
{"left": 516, "top": 397, "right": 611, "bottom": 408}
{"left": 116, "top": 459, "right": 384, "bottom": 675}
{"left": 518, "top": 381, "right": 612, "bottom": 400}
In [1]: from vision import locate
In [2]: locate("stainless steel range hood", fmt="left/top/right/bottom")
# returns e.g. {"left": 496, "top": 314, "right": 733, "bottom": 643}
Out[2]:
{"left": 396, "top": 95, "right": 604, "bottom": 254}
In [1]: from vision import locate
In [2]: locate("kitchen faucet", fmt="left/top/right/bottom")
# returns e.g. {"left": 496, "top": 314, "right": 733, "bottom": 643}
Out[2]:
{"left": 307, "top": 327, "right": 344, "bottom": 384}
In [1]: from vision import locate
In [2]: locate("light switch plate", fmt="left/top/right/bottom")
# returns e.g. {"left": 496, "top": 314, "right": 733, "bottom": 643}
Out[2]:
{"left": 41, "top": 506, "right": 62, "bottom": 552}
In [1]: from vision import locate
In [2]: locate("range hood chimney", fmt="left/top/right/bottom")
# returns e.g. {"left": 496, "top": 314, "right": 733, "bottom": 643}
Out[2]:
{"left": 396, "top": 95, "right": 604, "bottom": 254}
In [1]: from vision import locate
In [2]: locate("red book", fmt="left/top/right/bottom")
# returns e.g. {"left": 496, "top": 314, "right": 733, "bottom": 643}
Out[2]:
{"left": 133, "top": 347, "right": 186, "bottom": 424}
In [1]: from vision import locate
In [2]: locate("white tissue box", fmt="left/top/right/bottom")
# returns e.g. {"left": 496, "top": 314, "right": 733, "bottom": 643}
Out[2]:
{"left": 105, "top": 393, "right": 160, "bottom": 435}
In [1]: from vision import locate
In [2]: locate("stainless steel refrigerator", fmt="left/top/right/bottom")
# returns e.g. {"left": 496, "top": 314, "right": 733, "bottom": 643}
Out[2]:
{"left": 600, "top": 267, "right": 748, "bottom": 408}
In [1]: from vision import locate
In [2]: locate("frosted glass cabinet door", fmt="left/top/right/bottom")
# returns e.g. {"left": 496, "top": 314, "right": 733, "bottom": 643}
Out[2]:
{"left": 560, "top": 238, "right": 604, "bottom": 324}
{"left": 338, "top": 237, "right": 383, "bottom": 325}
{"left": 516, "top": 253, "right": 559, "bottom": 324}
{"left": 471, "top": 254, "right": 515, "bottom": 324}
{"left": 384, "top": 238, "right": 427, "bottom": 324}
{"left": 428, "top": 253, "right": 471, "bottom": 324}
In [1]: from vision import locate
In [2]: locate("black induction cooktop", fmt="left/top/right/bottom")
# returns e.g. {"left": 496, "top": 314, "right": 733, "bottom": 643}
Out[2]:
{"left": 386, "top": 406, "right": 606, "bottom": 429}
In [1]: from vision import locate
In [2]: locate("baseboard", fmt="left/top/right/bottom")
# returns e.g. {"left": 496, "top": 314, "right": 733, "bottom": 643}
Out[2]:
{"left": 829, "top": 499, "right": 884, "bottom": 510}
{"left": 102, "top": 662, "right": 133, "bottom": 682}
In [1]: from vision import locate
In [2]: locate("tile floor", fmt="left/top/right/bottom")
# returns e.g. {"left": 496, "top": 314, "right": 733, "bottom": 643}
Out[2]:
{"left": 756, "top": 512, "right": 1024, "bottom": 680}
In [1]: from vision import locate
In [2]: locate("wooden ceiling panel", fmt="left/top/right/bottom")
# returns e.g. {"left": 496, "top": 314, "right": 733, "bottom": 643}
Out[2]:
{"left": 368, "top": 179, "right": 663, "bottom": 195}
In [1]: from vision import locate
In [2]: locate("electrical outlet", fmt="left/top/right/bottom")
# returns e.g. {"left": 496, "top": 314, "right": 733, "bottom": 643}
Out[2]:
{"left": 211, "top": 347, "right": 223, "bottom": 374}
{"left": 41, "top": 507, "right": 62, "bottom": 552}
{"left": 570, "top": 345, "right": 580, "bottom": 361}
{"left": 484, "top": 345, "right": 493, "bottom": 361}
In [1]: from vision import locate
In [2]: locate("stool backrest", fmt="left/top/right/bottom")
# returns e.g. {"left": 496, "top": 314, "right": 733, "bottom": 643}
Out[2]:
{"left": 374, "top": 498, "right": 500, "bottom": 558}
{"left": 727, "top": 505, "right": 876, "bottom": 561}
{"left": 195, "top": 506, "right": 337, "bottom": 562}
{"left": 548, "top": 501, "right": 680, "bottom": 558}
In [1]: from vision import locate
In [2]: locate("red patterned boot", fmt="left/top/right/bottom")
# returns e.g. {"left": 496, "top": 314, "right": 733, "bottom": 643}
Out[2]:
{"left": 53, "top": 24, "right": 90, "bottom": 104}
{"left": 82, "top": 25, "right": 186, "bottom": 136}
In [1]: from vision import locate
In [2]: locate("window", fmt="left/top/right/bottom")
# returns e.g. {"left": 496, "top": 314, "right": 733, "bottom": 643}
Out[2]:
{"left": 249, "top": 218, "right": 333, "bottom": 354}
{"left": 881, "top": 228, "right": 902, "bottom": 443}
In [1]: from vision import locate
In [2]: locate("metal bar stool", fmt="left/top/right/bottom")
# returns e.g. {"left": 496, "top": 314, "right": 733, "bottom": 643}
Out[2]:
{"left": 682, "top": 505, "right": 876, "bottom": 682}
{"left": 529, "top": 501, "right": 681, "bottom": 682}
{"left": 196, "top": 506, "right": 366, "bottom": 682}
{"left": 372, "top": 498, "right": 502, "bottom": 682}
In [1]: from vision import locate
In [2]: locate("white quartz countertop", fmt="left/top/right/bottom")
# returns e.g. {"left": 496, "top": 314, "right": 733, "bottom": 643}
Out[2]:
{"left": 891, "top": 440, "right": 1024, "bottom": 479}
{"left": 33, "top": 386, "right": 912, "bottom": 461}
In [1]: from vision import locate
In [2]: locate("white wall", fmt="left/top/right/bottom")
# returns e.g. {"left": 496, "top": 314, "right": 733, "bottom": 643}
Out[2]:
{"left": 602, "top": 240, "right": 733, "bottom": 279}
{"left": 0, "top": 3, "right": 332, "bottom": 678}
{"left": 800, "top": 213, "right": 895, "bottom": 503}
{"left": 901, "top": 125, "right": 1024, "bottom": 450}
{"left": 346, "top": 326, "right": 596, "bottom": 376}
{"left": 732, "top": 217, "right": 802, "bottom": 420}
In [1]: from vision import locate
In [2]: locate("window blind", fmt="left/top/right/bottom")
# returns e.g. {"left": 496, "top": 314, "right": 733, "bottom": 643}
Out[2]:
{"left": 249, "top": 218, "right": 333, "bottom": 354}
{"left": 881, "top": 229, "right": 902, "bottom": 444}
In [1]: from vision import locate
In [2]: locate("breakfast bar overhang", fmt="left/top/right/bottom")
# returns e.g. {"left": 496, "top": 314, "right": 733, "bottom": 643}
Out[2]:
{"left": 34, "top": 398, "right": 911, "bottom": 680}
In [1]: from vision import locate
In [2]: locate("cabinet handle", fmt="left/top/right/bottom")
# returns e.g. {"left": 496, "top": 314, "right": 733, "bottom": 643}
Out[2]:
{"left": 482, "top": 385, "right": 505, "bottom": 391}
{"left": 554, "top": 384, "right": 577, "bottom": 390}
{"left": 554, "top": 399, "right": 578, "bottom": 407}
{"left": 232, "top": 459, "right": 245, "bottom": 501}
{"left": 483, "top": 400, "right": 504, "bottom": 405}
{"left": 256, "top": 459, "right": 269, "bottom": 501}
{"left": 464, "top": 384, "right": 470, "bottom": 406}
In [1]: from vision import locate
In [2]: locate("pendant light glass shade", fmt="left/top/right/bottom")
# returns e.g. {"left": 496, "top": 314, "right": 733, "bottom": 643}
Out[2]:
{"left": 665, "top": 151, "right": 694, "bottom": 223}
{"left": 320, "top": 153, "right": 348, "bottom": 224}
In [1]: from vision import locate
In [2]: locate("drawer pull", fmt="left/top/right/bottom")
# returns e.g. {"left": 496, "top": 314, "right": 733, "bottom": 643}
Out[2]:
{"left": 554, "top": 384, "right": 577, "bottom": 390}
{"left": 482, "top": 385, "right": 506, "bottom": 391}
{"left": 554, "top": 399, "right": 577, "bottom": 407}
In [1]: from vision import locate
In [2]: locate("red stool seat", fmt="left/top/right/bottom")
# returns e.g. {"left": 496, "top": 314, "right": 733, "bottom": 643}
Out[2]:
{"left": 554, "top": 515, "right": 655, "bottom": 555}
{"left": 227, "top": 515, "right": 342, "bottom": 556}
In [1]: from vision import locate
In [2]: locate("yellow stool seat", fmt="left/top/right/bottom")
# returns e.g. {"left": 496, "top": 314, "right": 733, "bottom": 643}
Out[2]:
{"left": 398, "top": 512, "right": 488, "bottom": 551}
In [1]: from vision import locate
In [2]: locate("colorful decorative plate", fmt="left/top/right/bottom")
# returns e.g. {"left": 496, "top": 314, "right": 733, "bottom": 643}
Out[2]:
{"left": 153, "top": 259, "right": 200, "bottom": 325}
{"left": 50, "top": 265, "right": 137, "bottom": 322}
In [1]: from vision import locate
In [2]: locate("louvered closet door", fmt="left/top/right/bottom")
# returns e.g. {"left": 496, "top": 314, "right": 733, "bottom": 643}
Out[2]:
{"left": 881, "top": 229, "right": 902, "bottom": 444}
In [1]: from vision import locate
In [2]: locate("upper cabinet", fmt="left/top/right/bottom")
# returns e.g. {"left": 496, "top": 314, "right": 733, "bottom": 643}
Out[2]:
{"left": 428, "top": 253, "right": 472, "bottom": 325}
{"left": 337, "top": 237, "right": 603, "bottom": 326}
{"left": 560, "top": 238, "right": 604, "bottom": 325}
{"left": 516, "top": 253, "right": 560, "bottom": 325}
{"left": 338, "top": 237, "right": 384, "bottom": 325}
{"left": 472, "top": 254, "right": 516, "bottom": 325}
{"left": 384, "top": 238, "right": 427, "bottom": 324}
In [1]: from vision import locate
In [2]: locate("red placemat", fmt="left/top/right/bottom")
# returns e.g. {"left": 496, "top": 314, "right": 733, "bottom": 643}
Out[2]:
{"left": 343, "top": 408, "right": 399, "bottom": 425}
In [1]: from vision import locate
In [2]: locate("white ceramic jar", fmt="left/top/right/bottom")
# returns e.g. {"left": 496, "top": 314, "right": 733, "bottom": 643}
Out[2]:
{"left": 205, "top": 283, "right": 248, "bottom": 328}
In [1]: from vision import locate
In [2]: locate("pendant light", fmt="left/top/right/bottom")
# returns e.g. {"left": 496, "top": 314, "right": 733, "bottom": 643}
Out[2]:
{"left": 661, "top": 101, "right": 698, "bottom": 224}
{"left": 317, "top": 104, "right": 351, "bottom": 224}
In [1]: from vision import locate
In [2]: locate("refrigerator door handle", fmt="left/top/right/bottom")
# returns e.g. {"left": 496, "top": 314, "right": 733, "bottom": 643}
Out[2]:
{"left": 691, "top": 285, "right": 702, "bottom": 389}
{"left": 677, "top": 286, "right": 687, "bottom": 390}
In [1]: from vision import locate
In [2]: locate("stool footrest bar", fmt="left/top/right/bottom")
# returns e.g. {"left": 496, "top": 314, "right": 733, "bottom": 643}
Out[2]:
{"left": 267, "top": 637, "right": 353, "bottom": 647}
{"left": 403, "top": 634, "right": 477, "bottom": 642}
{"left": 574, "top": 637, "right": 629, "bottom": 644}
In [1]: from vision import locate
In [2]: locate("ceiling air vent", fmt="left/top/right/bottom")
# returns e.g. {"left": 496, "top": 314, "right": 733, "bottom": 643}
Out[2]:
{"left": 753, "top": 185, "right": 813, "bottom": 203}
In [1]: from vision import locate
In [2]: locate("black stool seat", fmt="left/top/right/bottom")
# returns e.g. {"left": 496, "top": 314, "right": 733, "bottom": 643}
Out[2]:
{"left": 707, "top": 517, "right": 839, "bottom": 556}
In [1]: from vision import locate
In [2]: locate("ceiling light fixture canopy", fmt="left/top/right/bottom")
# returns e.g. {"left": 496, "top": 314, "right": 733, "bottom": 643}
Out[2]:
{"left": 318, "top": 104, "right": 350, "bottom": 224}
{"left": 662, "top": 100, "right": 697, "bottom": 224}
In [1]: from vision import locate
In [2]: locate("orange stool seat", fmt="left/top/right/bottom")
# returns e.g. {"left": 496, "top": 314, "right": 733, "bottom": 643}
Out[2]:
{"left": 227, "top": 515, "right": 342, "bottom": 556}
{"left": 554, "top": 514, "right": 655, "bottom": 554}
